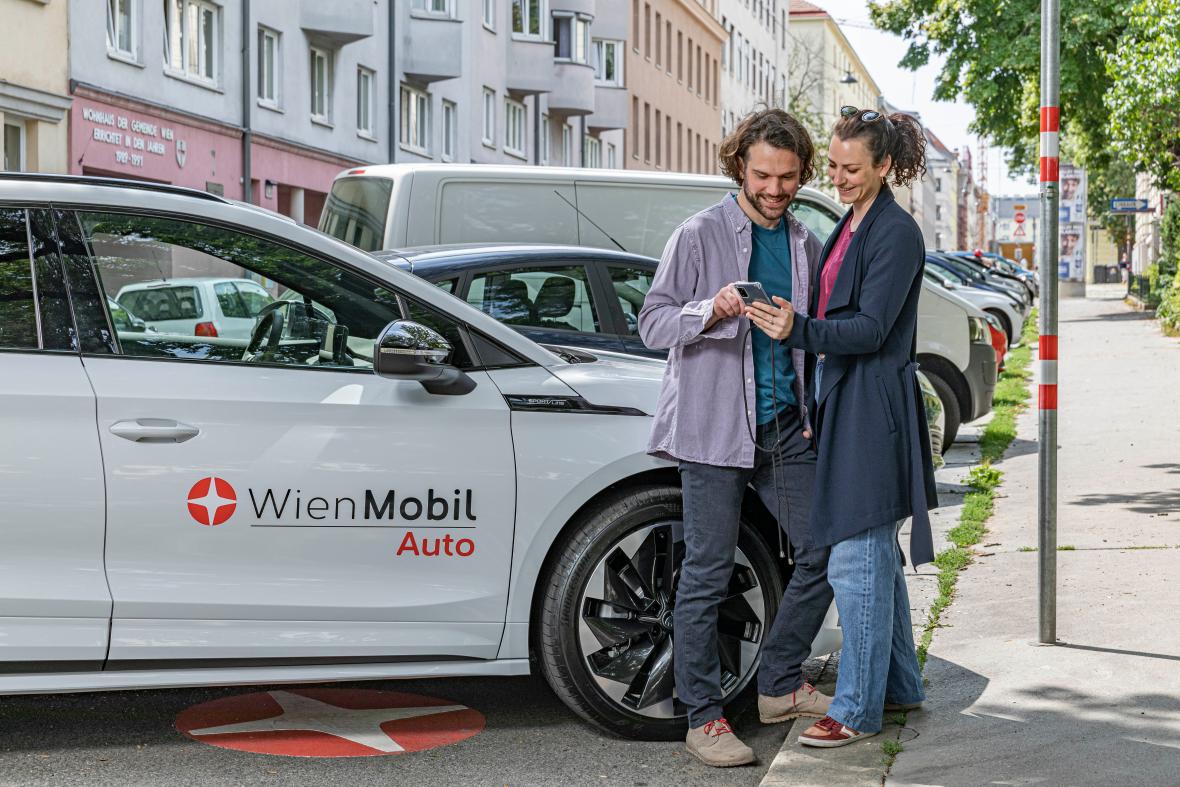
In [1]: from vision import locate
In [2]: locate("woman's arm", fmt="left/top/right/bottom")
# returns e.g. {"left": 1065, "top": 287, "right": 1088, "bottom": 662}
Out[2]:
{"left": 783, "top": 217, "right": 923, "bottom": 355}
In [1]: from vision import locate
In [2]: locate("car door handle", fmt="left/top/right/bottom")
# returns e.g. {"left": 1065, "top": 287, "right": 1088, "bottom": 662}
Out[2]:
{"left": 109, "top": 419, "right": 200, "bottom": 444}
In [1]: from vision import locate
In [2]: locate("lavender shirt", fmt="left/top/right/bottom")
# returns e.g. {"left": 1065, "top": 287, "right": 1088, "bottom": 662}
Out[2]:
{"left": 639, "top": 194, "right": 824, "bottom": 468}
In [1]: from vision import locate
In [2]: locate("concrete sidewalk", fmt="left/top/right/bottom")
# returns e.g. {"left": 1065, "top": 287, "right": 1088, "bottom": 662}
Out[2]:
{"left": 762, "top": 289, "right": 1180, "bottom": 786}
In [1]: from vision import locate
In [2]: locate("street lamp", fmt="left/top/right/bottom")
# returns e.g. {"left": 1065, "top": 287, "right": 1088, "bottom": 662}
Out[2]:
{"left": 840, "top": 71, "right": 858, "bottom": 84}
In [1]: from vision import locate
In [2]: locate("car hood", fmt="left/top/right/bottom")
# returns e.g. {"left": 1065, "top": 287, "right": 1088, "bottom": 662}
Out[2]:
{"left": 543, "top": 345, "right": 666, "bottom": 415}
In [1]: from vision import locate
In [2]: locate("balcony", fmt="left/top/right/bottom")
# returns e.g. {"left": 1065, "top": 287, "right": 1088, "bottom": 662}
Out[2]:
{"left": 506, "top": 37, "right": 557, "bottom": 94}
{"left": 300, "top": 0, "right": 373, "bottom": 45}
{"left": 403, "top": 14, "right": 463, "bottom": 82}
{"left": 547, "top": 62, "right": 596, "bottom": 115}
{"left": 587, "top": 84, "right": 627, "bottom": 131}
{"left": 550, "top": 0, "right": 596, "bottom": 15}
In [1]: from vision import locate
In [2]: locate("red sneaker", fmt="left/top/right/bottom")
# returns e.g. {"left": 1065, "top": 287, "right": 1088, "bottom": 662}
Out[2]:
{"left": 798, "top": 715, "right": 879, "bottom": 748}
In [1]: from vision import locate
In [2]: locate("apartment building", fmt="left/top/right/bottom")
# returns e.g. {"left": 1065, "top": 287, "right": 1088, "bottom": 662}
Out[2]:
{"left": 925, "top": 129, "right": 960, "bottom": 251}
{"left": 787, "top": 0, "right": 881, "bottom": 133}
{"left": 626, "top": 0, "right": 726, "bottom": 173}
{"left": 0, "top": 0, "right": 71, "bottom": 173}
{"left": 718, "top": 0, "right": 791, "bottom": 137}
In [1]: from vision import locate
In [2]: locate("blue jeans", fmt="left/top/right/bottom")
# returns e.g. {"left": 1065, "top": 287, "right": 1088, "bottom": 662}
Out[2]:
{"left": 826, "top": 520, "right": 925, "bottom": 733}
{"left": 675, "top": 408, "right": 833, "bottom": 728}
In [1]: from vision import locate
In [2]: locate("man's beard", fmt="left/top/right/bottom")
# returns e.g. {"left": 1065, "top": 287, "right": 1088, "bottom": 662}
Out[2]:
{"left": 742, "top": 181, "right": 790, "bottom": 223}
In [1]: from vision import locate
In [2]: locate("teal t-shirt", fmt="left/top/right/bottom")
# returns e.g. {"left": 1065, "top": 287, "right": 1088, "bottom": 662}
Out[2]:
{"left": 749, "top": 218, "right": 797, "bottom": 424}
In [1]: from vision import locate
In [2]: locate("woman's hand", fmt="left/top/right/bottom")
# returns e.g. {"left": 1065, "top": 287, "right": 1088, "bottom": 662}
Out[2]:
{"left": 746, "top": 296, "right": 795, "bottom": 340}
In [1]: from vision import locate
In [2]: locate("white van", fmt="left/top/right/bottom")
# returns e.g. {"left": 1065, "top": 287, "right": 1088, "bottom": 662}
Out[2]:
{"left": 320, "top": 163, "right": 996, "bottom": 444}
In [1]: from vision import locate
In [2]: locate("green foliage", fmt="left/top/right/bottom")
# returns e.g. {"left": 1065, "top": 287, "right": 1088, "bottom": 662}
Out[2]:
{"left": 1154, "top": 200, "right": 1180, "bottom": 332}
{"left": 1106, "top": 0, "right": 1180, "bottom": 191}
{"left": 868, "top": 0, "right": 1129, "bottom": 176}
{"left": 966, "top": 464, "right": 1002, "bottom": 492}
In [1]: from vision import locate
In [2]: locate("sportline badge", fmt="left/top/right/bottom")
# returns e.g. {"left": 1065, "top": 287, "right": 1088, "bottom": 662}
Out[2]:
{"left": 175, "top": 688, "right": 484, "bottom": 757}
{"left": 187, "top": 477, "right": 237, "bottom": 526}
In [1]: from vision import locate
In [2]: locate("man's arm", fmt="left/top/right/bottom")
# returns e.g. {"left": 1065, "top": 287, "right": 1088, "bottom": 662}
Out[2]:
{"left": 639, "top": 224, "right": 742, "bottom": 350}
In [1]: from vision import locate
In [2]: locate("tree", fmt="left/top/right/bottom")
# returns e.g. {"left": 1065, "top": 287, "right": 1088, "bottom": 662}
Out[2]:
{"left": 1105, "top": 0, "right": 1180, "bottom": 192}
{"left": 868, "top": 0, "right": 1129, "bottom": 176}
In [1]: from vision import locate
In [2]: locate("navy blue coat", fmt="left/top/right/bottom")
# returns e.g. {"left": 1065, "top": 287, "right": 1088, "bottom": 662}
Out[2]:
{"left": 782, "top": 188, "right": 937, "bottom": 566}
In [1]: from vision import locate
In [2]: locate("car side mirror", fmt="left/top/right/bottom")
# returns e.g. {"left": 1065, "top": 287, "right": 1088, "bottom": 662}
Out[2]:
{"left": 374, "top": 320, "right": 476, "bottom": 396}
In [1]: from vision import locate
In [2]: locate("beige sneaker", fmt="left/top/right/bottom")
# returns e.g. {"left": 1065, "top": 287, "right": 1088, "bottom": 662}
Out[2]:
{"left": 685, "top": 717, "right": 756, "bottom": 767}
{"left": 758, "top": 682, "right": 833, "bottom": 723}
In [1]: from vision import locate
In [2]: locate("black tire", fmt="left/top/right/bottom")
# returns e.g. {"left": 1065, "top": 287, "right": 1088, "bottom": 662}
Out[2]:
{"left": 924, "top": 370, "right": 961, "bottom": 453}
{"left": 985, "top": 309, "right": 1013, "bottom": 347}
{"left": 535, "top": 485, "right": 782, "bottom": 741}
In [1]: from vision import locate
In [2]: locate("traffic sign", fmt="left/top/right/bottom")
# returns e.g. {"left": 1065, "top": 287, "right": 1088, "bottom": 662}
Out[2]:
{"left": 1110, "top": 198, "right": 1150, "bottom": 213}
{"left": 1015, "top": 211, "right": 1027, "bottom": 223}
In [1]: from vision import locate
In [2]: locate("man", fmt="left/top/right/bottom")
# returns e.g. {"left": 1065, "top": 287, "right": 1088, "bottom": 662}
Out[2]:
{"left": 639, "top": 109, "right": 833, "bottom": 768}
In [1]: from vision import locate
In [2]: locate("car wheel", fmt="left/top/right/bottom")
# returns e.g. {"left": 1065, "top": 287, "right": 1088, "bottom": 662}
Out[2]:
{"left": 924, "top": 370, "right": 961, "bottom": 453}
{"left": 535, "top": 485, "right": 781, "bottom": 741}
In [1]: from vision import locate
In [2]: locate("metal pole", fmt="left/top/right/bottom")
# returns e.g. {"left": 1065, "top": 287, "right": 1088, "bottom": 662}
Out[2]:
{"left": 241, "top": 0, "right": 252, "bottom": 203}
{"left": 1037, "top": 0, "right": 1060, "bottom": 645}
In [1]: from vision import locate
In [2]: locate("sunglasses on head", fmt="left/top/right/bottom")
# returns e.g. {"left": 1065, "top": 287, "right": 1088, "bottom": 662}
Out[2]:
{"left": 840, "top": 105, "right": 884, "bottom": 123}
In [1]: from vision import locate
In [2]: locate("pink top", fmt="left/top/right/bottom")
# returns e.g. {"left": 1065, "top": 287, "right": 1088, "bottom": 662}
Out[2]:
{"left": 817, "top": 221, "right": 854, "bottom": 320}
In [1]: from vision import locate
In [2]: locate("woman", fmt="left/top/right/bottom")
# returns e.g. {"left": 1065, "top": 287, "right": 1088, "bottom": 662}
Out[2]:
{"left": 745, "top": 106, "right": 938, "bottom": 747}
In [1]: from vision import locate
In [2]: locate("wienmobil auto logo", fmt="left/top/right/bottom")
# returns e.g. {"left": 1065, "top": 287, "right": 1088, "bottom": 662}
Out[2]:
{"left": 187, "top": 476, "right": 238, "bottom": 526}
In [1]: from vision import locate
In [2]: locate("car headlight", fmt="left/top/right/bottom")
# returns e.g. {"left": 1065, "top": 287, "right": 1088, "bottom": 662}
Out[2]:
{"left": 968, "top": 315, "right": 989, "bottom": 343}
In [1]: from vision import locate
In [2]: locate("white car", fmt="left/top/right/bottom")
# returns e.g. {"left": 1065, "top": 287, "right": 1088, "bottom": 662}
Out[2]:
{"left": 923, "top": 267, "right": 1026, "bottom": 347}
{"left": 0, "top": 174, "right": 840, "bottom": 741}
{"left": 115, "top": 277, "right": 274, "bottom": 340}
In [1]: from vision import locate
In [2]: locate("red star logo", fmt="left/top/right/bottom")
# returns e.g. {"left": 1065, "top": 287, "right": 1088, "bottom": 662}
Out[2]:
{"left": 187, "top": 477, "right": 237, "bottom": 526}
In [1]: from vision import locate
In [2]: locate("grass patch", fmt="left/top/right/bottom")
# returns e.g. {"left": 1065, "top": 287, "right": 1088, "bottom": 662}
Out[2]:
{"left": 1057, "top": 545, "right": 1076, "bottom": 551}
{"left": 881, "top": 738, "right": 904, "bottom": 766}
{"left": 1018, "top": 546, "right": 1037, "bottom": 552}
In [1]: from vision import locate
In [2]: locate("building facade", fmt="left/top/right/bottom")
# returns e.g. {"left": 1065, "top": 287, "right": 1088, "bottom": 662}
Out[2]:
{"left": 626, "top": 0, "right": 726, "bottom": 173}
{"left": 925, "top": 128, "right": 959, "bottom": 251}
{"left": 717, "top": 0, "right": 790, "bottom": 137}
{"left": 0, "top": 0, "right": 72, "bottom": 174}
{"left": 70, "top": 0, "right": 387, "bottom": 223}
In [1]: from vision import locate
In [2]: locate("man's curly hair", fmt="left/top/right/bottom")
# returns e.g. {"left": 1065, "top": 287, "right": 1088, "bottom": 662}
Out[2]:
{"left": 718, "top": 109, "right": 817, "bottom": 186}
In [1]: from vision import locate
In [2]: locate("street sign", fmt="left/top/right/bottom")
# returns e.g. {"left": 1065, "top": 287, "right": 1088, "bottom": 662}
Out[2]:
{"left": 1015, "top": 211, "right": 1027, "bottom": 223}
{"left": 1014, "top": 224, "right": 1027, "bottom": 237}
{"left": 1110, "top": 198, "right": 1150, "bottom": 213}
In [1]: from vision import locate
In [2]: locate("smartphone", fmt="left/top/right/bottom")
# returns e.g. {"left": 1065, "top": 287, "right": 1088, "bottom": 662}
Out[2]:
{"left": 734, "top": 281, "right": 772, "bottom": 307}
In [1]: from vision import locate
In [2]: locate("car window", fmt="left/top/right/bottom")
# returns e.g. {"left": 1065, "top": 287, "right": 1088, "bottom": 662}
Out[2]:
{"left": 608, "top": 266, "right": 655, "bottom": 336}
{"left": 121, "top": 285, "right": 204, "bottom": 321}
{"left": 320, "top": 176, "right": 392, "bottom": 252}
{"left": 235, "top": 282, "right": 274, "bottom": 316}
{"left": 466, "top": 265, "right": 600, "bottom": 333}
{"left": 0, "top": 207, "right": 38, "bottom": 350}
{"left": 76, "top": 211, "right": 424, "bottom": 371}
{"left": 791, "top": 199, "right": 840, "bottom": 241}
{"left": 435, "top": 278, "right": 457, "bottom": 294}
{"left": 213, "top": 281, "right": 247, "bottom": 318}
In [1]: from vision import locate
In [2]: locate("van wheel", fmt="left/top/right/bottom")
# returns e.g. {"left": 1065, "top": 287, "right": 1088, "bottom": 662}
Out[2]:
{"left": 535, "top": 486, "right": 781, "bottom": 741}
{"left": 924, "top": 371, "right": 961, "bottom": 452}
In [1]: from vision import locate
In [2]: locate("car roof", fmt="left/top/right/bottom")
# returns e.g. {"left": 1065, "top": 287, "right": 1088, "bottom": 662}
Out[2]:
{"left": 373, "top": 243, "right": 658, "bottom": 278}
{"left": 117, "top": 277, "right": 258, "bottom": 289}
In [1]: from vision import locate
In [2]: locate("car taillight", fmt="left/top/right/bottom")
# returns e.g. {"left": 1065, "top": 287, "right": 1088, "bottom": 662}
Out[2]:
{"left": 195, "top": 322, "right": 218, "bottom": 337}
{"left": 348, "top": 168, "right": 366, "bottom": 175}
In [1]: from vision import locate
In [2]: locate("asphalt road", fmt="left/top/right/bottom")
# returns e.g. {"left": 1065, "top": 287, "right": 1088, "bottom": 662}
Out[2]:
{"left": 0, "top": 658, "right": 832, "bottom": 787}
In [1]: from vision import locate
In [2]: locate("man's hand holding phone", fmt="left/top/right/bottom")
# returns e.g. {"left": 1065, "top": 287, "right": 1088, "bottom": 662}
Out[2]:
{"left": 707, "top": 283, "right": 744, "bottom": 329}
{"left": 737, "top": 280, "right": 795, "bottom": 340}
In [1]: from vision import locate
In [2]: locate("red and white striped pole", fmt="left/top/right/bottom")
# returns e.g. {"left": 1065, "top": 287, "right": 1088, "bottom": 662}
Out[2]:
{"left": 1038, "top": 0, "right": 1060, "bottom": 645}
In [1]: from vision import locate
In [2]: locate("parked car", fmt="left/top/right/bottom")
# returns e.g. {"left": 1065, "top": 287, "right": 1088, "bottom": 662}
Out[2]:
{"left": 106, "top": 297, "right": 151, "bottom": 333}
{"left": 945, "top": 251, "right": 1038, "bottom": 302}
{"left": 115, "top": 276, "right": 275, "bottom": 339}
{"left": 927, "top": 252, "right": 1031, "bottom": 312}
{"left": 0, "top": 173, "right": 843, "bottom": 741}
{"left": 924, "top": 262, "right": 1026, "bottom": 347}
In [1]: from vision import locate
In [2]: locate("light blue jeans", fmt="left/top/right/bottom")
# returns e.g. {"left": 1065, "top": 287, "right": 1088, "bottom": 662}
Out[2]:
{"left": 826, "top": 520, "right": 925, "bottom": 733}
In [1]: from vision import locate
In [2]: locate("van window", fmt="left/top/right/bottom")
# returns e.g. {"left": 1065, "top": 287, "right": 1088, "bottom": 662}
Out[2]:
{"left": 573, "top": 183, "right": 728, "bottom": 257}
{"left": 791, "top": 198, "right": 841, "bottom": 241}
{"left": 438, "top": 182, "right": 579, "bottom": 246}
{"left": 0, "top": 207, "right": 37, "bottom": 349}
{"left": 119, "top": 285, "right": 204, "bottom": 321}
{"left": 321, "top": 177, "right": 393, "bottom": 252}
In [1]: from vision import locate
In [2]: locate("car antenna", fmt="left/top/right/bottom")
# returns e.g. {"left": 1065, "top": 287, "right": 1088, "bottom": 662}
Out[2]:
{"left": 552, "top": 190, "right": 627, "bottom": 252}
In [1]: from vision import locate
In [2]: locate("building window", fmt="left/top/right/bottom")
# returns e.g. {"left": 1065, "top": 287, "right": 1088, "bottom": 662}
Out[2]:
{"left": 654, "top": 13, "right": 662, "bottom": 67}
{"left": 3, "top": 123, "right": 24, "bottom": 172}
{"left": 399, "top": 85, "right": 430, "bottom": 154}
{"left": 310, "top": 47, "right": 333, "bottom": 122}
{"left": 643, "top": 102, "right": 650, "bottom": 163}
{"left": 631, "top": 0, "right": 639, "bottom": 52}
{"left": 483, "top": 0, "right": 495, "bottom": 27}
{"left": 593, "top": 39, "right": 623, "bottom": 86}
{"left": 106, "top": 0, "right": 136, "bottom": 59}
{"left": 677, "top": 32, "right": 683, "bottom": 81}
{"left": 512, "top": 0, "right": 543, "bottom": 37}
{"left": 541, "top": 113, "right": 549, "bottom": 164}
{"left": 257, "top": 27, "right": 280, "bottom": 107}
{"left": 606, "top": 142, "right": 617, "bottom": 169}
{"left": 665, "top": 114, "right": 671, "bottom": 170}
{"left": 164, "top": 0, "right": 220, "bottom": 84}
{"left": 686, "top": 37, "right": 693, "bottom": 89}
{"left": 357, "top": 67, "right": 375, "bottom": 137}
{"left": 585, "top": 136, "right": 601, "bottom": 168}
{"left": 631, "top": 96, "right": 639, "bottom": 158}
{"left": 936, "top": 204, "right": 944, "bottom": 221}
{"left": 553, "top": 15, "right": 589, "bottom": 63}
{"left": 936, "top": 177, "right": 943, "bottom": 193}
{"left": 644, "top": 3, "right": 651, "bottom": 58}
{"left": 505, "top": 98, "right": 526, "bottom": 157}
{"left": 562, "top": 123, "right": 573, "bottom": 165}
{"left": 665, "top": 20, "right": 672, "bottom": 74}
{"left": 412, "top": 0, "right": 450, "bottom": 13}
{"left": 482, "top": 88, "right": 496, "bottom": 146}
{"left": 655, "top": 109, "right": 662, "bottom": 168}
{"left": 442, "top": 100, "right": 457, "bottom": 161}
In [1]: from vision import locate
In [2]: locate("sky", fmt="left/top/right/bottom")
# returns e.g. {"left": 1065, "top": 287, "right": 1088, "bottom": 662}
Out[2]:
{"left": 809, "top": 0, "right": 1036, "bottom": 196}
